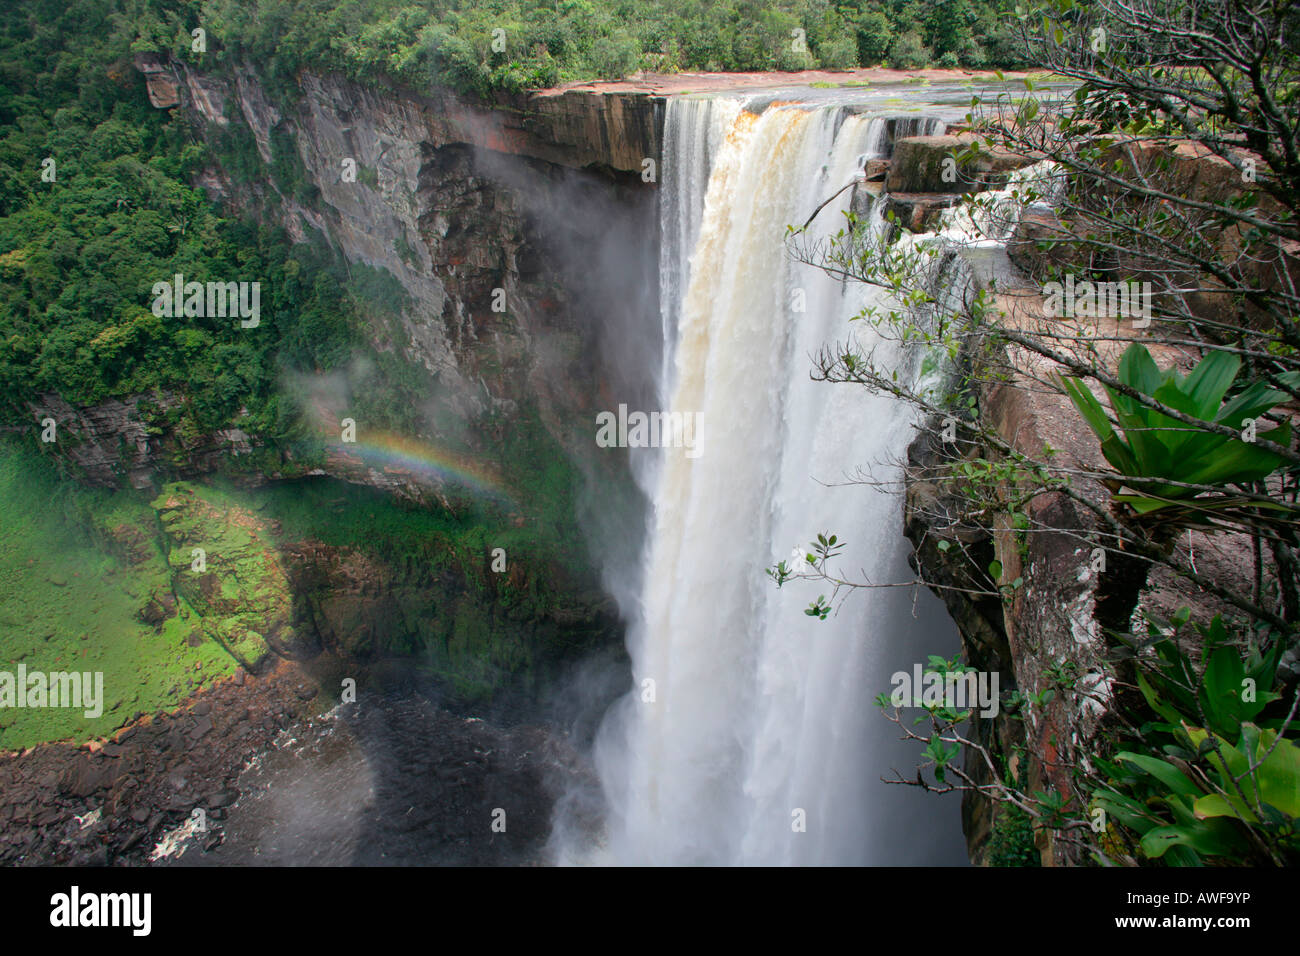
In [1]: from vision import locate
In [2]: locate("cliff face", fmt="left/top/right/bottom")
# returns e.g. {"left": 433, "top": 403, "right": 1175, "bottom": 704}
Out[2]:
{"left": 900, "top": 142, "right": 1277, "bottom": 865}
{"left": 65, "top": 55, "right": 663, "bottom": 506}
{"left": 903, "top": 348, "right": 1120, "bottom": 867}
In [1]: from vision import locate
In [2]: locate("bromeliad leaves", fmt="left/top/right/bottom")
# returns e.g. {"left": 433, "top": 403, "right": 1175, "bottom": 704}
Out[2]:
{"left": 1093, "top": 613, "right": 1299, "bottom": 865}
{"left": 1059, "top": 344, "right": 1299, "bottom": 527}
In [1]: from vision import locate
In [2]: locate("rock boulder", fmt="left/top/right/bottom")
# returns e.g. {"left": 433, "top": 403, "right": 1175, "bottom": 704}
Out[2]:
{"left": 886, "top": 133, "right": 1034, "bottom": 195}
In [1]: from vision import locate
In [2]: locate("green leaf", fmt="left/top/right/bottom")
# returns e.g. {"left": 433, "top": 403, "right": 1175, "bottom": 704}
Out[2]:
{"left": 1117, "top": 752, "right": 1201, "bottom": 798}
{"left": 1182, "top": 349, "right": 1241, "bottom": 420}
{"left": 1094, "top": 790, "right": 1162, "bottom": 833}
{"left": 1193, "top": 793, "right": 1255, "bottom": 824}
{"left": 1060, "top": 375, "right": 1140, "bottom": 475}
{"left": 1137, "top": 669, "right": 1191, "bottom": 729}
{"left": 1117, "top": 343, "right": 1166, "bottom": 398}
{"left": 1215, "top": 380, "right": 1292, "bottom": 429}
{"left": 1141, "top": 818, "right": 1239, "bottom": 860}
{"left": 1252, "top": 729, "right": 1300, "bottom": 817}
{"left": 1059, "top": 375, "right": 1113, "bottom": 439}
{"left": 1200, "top": 644, "right": 1246, "bottom": 736}
{"left": 1139, "top": 825, "right": 1196, "bottom": 859}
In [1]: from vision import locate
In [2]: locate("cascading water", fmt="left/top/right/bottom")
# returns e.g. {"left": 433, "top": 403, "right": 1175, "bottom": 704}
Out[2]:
{"left": 587, "top": 97, "right": 969, "bottom": 865}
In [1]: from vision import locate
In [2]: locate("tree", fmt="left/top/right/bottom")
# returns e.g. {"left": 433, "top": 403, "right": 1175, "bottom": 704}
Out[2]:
{"left": 855, "top": 9, "right": 894, "bottom": 65}
{"left": 925, "top": 0, "right": 973, "bottom": 57}
{"left": 818, "top": 35, "right": 860, "bottom": 70}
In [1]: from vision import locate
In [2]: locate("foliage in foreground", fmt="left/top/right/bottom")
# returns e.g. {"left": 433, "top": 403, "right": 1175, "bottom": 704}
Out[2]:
{"left": 1095, "top": 612, "right": 1298, "bottom": 866}
{"left": 1060, "top": 343, "right": 1299, "bottom": 530}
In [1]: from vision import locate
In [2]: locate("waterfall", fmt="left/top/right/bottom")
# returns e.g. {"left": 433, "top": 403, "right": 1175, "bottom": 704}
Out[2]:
{"left": 655, "top": 96, "right": 742, "bottom": 408}
{"left": 588, "top": 98, "right": 968, "bottom": 866}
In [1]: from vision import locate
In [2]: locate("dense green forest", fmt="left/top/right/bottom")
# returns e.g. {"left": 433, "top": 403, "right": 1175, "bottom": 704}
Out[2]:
{"left": 132, "top": 0, "right": 1028, "bottom": 96}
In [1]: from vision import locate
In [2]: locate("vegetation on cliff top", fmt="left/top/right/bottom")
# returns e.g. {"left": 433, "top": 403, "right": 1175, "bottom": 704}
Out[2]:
{"left": 121, "top": 0, "right": 1028, "bottom": 96}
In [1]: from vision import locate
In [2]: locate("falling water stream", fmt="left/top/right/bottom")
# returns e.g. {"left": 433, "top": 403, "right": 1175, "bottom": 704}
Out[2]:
{"left": 587, "top": 96, "right": 969, "bottom": 865}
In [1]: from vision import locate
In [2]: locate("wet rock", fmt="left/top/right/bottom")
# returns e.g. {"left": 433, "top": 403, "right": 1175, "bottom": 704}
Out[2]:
{"left": 60, "top": 759, "right": 118, "bottom": 798}
{"left": 862, "top": 157, "right": 889, "bottom": 181}
{"left": 883, "top": 192, "right": 963, "bottom": 232}
{"left": 886, "top": 134, "right": 1034, "bottom": 194}
{"left": 204, "top": 789, "right": 238, "bottom": 809}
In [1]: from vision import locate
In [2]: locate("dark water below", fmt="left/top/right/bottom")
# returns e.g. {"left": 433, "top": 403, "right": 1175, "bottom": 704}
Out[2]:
{"left": 171, "top": 693, "right": 599, "bottom": 866}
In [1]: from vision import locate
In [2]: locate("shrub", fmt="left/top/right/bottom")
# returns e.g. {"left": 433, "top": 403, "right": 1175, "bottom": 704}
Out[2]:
{"left": 1093, "top": 613, "right": 1299, "bottom": 865}
{"left": 959, "top": 37, "right": 987, "bottom": 67}
{"left": 589, "top": 31, "right": 641, "bottom": 80}
{"left": 1059, "top": 343, "right": 1297, "bottom": 523}
{"left": 988, "top": 804, "right": 1040, "bottom": 866}
{"left": 415, "top": 26, "right": 488, "bottom": 97}
{"left": 887, "top": 31, "right": 931, "bottom": 70}
{"left": 818, "top": 36, "right": 859, "bottom": 70}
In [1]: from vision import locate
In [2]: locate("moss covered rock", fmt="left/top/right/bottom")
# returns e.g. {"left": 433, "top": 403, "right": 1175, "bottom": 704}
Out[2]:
{"left": 151, "top": 482, "right": 307, "bottom": 670}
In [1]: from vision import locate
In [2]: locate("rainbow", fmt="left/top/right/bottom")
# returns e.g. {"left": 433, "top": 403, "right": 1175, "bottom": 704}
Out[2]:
{"left": 322, "top": 430, "right": 515, "bottom": 505}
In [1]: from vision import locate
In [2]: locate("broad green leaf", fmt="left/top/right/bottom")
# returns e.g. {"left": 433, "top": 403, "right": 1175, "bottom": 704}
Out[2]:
{"left": 1182, "top": 349, "right": 1241, "bottom": 420}
{"left": 1193, "top": 792, "right": 1253, "bottom": 822}
{"left": 1253, "top": 729, "right": 1300, "bottom": 817}
{"left": 1138, "top": 671, "right": 1185, "bottom": 727}
{"left": 1117, "top": 752, "right": 1201, "bottom": 798}
{"left": 1151, "top": 378, "right": 1224, "bottom": 464}
{"left": 1104, "top": 384, "right": 1173, "bottom": 480}
{"left": 1216, "top": 380, "right": 1292, "bottom": 429}
{"left": 1118, "top": 343, "right": 1166, "bottom": 399}
{"left": 1200, "top": 645, "right": 1247, "bottom": 736}
{"left": 1094, "top": 791, "right": 1161, "bottom": 833}
{"left": 1180, "top": 424, "right": 1288, "bottom": 485}
{"left": 1060, "top": 375, "right": 1114, "bottom": 441}
{"left": 1141, "top": 814, "right": 1239, "bottom": 859}
{"left": 1061, "top": 376, "right": 1140, "bottom": 474}
{"left": 1140, "top": 825, "right": 1197, "bottom": 858}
